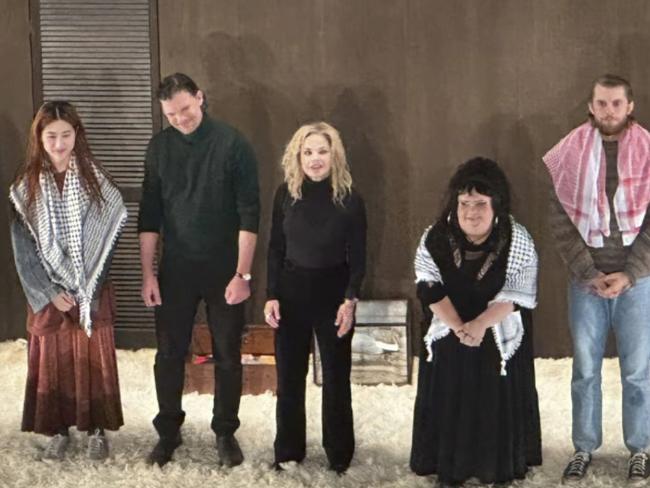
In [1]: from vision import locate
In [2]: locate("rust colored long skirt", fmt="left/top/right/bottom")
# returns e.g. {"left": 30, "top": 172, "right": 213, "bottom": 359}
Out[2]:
{"left": 21, "top": 282, "right": 124, "bottom": 436}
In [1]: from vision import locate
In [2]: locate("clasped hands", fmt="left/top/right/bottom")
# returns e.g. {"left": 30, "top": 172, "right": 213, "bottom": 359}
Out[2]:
{"left": 450, "top": 319, "right": 488, "bottom": 347}
{"left": 588, "top": 271, "right": 631, "bottom": 299}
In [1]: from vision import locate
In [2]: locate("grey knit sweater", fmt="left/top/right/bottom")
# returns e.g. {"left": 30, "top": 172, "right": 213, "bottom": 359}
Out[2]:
{"left": 547, "top": 140, "right": 650, "bottom": 285}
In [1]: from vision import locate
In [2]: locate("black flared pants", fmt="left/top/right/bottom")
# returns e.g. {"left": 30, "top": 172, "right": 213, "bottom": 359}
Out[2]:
{"left": 273, "top": 263, "right": 355, "bottom": 468}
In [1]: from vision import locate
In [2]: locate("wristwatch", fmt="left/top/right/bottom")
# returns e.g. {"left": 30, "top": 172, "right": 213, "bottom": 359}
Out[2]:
{"left": 235, "top": 272, "right": 252, "bottom": 281}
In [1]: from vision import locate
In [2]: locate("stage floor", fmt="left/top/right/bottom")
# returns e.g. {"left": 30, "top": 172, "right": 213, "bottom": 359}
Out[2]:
{"left": 0, "top": 340, "right": 632, "bottom": 487}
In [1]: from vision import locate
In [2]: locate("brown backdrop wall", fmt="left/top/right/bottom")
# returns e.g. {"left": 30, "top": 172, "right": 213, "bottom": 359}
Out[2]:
{"left": 2, "top": 2, "right": 650, "bottom": 357}
{"left": 156, "top": 0, "right": 650, "bottom": 358}
{"left": 0, "top": 0, "right": 33, "bottom": 340}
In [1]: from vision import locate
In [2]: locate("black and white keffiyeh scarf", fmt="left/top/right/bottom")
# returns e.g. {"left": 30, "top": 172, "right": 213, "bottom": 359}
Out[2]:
{"left": 414, "top": 215, "right": 538, "bottom": 375}
{"left": 9, "top": 157, "right": 127, "bottom": 336}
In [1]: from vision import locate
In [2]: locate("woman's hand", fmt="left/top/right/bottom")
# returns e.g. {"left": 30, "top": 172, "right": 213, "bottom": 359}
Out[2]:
{"left": 458, "top": 319, "right": 487, "bottom": 347}
{"left": 264, "top": 300, "right": 281, "bottom": 328}
{"left": 450, "top": 323, "right": 478, "bottom": 345}
{"left": 52, "top": 292, "right": 75, "bottom": 312}
{"left": 335, "top": 299, "right": 356, "bottom": 338}
{"left": 448, "top": 322, "right": 468, "bottom": 340}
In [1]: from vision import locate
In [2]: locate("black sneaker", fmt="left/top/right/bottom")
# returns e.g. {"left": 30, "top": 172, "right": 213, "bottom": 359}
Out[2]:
{"left": 216, "top": 435, "right": 244, "bottom": 467}
{"left": 628, "top": 452, "right": 650, "bottom": 486}
{"left": 562, "top": 451, "right": 591, "bottom": 484}
{"left": 146, "top": 433, "right": 182, "bottom": 467}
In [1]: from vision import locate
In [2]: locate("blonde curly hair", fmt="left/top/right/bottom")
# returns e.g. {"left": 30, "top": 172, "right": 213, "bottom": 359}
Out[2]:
{"left": 281, "top": 122, "right": 353, "bottom": 204}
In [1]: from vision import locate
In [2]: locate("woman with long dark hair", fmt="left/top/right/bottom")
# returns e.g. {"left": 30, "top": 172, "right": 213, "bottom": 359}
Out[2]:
{"left": 410, "top": 158, "right": 542, "bottom": 487}
{"left": 9, "top": 101, "right": 127, "bottom": 461}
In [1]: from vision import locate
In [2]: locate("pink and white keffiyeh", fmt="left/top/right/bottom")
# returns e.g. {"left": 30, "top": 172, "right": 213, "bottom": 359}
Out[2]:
{"left": 543, "top": 121, "right": 650, "bottom": 247}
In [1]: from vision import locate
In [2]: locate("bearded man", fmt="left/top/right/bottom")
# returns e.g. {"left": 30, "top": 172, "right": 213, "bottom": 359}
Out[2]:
{"left": 544, "top": 74, "right": 650, "bottom": 485}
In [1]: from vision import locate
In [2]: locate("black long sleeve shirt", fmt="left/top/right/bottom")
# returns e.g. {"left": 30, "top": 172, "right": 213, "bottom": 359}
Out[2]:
{"left": 266, "top": 179, "right": 366, "bottom": 300}
{"left": 138, "top": 114, "right": 260, "bottom": 262}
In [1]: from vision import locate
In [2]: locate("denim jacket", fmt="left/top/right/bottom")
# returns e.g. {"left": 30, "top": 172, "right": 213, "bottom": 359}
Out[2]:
{"left": 10, "top": 219, "right": 112, "bottom": 313}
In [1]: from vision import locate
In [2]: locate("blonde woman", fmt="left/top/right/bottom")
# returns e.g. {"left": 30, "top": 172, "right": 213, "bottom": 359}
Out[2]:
{"left": 264, "top": 122, "right": 366, "bottom": 473}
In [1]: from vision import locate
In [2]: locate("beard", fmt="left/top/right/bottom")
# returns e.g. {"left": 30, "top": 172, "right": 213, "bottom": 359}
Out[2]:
{"left": 591, "top": 115, "right": 630, "bottom": 137}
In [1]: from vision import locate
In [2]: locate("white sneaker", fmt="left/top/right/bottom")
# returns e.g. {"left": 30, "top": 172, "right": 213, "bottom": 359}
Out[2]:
{"left": 87, "top": 429, "right": 109, "bottom": 460}
{"left": 42, "top": 434, "right": 70, "bottom": 461}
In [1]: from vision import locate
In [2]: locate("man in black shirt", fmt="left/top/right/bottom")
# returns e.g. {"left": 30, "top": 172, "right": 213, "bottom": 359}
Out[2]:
{"left": 138, "top": 73, "right": 259, "bottom": 467}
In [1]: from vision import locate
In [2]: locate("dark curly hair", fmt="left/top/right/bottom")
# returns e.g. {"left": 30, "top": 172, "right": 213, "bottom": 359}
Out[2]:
{"left": 439, "top": 157, "right": 511, "bottom": 245}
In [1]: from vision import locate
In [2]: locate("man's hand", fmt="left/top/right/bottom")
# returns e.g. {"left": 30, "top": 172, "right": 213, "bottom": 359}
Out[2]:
{"left": 52, "top": 292, "right": 75, "bottom": 312}
{"left": 141, "top": 274, "right": 162, "bottom": 307}
{"left": 587, "top": 272, "right": 609, "bottom": 297}
{"left": 225, "top": 275, "right": 251, "bottom": 305}
{"left": 602, "top": 272, "right": 632, "bottom": 298}
{"left": 587, "top": 271, "right": 632, "bottom": 299}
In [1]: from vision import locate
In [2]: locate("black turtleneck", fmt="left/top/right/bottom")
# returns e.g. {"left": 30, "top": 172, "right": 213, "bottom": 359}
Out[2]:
{"left": 138, "top": 114, "right": 260, "bottom": 262}
{"left": 266, "top": 178, "right": 366, "bottom": 300}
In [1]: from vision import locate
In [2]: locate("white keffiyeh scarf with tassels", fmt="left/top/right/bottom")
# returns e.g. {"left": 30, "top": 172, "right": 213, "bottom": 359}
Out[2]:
{"left": 414, "top": 216, "right": 538, "bottom": 375}
{"left": 9, "top": 157, "right": 127, "bottom": 336}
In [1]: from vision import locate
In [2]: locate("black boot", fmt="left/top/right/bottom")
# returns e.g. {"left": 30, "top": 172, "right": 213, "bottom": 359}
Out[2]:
{"left": 216, "top": 435, "right": 244, "bottom": 467}
{"left": 329, "top": 463, "right": 349, "bottom": 475}
{"left": 147, "top": 433, "right": 182, "bottom": 467}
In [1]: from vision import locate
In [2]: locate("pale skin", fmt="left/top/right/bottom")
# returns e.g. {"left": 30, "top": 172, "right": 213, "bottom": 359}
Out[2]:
{"left": 588, "top": 272, "right": 631, "bottom": 299}
{"left": 264, "top": 133, "right": 354, "bottom": 337}
{"left": 430, "top": 297, "right": 514, "bottom": 347}
{"left": 160, "top": 89, "right": 205, "bottom": 135}
{"left": 140, "top": 231, "right": 257, "bottom": 307}
{"left": 429, "top": 190, "right": 515, "bottom": 347}
{"left": 584, "top": 83, "right": 635, "bottom": 298}
{"left": 41, "top": 118, "right": 78, "bottom": 312}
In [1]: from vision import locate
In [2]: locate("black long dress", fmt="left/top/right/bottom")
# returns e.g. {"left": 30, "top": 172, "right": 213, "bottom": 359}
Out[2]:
{"left": 410, "top": 222, "right": 542, "bottom": 485}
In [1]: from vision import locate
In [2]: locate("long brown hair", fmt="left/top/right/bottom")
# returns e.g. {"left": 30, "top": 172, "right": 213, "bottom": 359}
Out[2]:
{"left": 15, "top": 101, "right": 111, "bottom": 210}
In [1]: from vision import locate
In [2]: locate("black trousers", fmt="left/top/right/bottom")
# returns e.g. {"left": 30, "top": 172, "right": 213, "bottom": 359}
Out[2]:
{"left": 274, "top": 263, "right": 355, "bottom": 468}
{"left": 153, "top": 257, "right": 244, "bottom": 439}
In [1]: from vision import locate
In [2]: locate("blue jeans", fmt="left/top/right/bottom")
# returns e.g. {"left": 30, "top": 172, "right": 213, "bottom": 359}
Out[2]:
{"left": 569, "top": 276, "right": 650, "bottom": 453}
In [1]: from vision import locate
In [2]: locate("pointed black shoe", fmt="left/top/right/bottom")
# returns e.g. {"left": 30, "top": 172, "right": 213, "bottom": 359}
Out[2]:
{"left": 147, "top": 433, "right": 182, "bottom": 467}
{"left": 329, "top": 463, "right": 349, "bottom": 475}
{"left": 216, "top": 435, "right": 244, "bottom": 467}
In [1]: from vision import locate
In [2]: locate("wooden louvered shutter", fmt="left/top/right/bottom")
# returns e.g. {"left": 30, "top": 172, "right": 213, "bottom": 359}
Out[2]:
{"left": 32, "top": 0, "right": 160, "bottom": 347}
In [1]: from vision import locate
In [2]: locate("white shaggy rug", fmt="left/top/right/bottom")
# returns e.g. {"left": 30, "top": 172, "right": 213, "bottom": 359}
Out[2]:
{"left": 0, "top": 340, "right": 635, "bottom": 488}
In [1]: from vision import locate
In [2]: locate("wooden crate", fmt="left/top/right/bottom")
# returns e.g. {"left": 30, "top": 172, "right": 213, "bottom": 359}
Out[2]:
{"left": 313, "top": 299, "right": 412, "bottom": 385}
{"left": 184, "top": 324, "right": 276, "bottom": 395}
{"left": 190, "top": 323, "right": 275, "bottom": 355}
